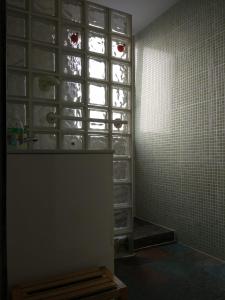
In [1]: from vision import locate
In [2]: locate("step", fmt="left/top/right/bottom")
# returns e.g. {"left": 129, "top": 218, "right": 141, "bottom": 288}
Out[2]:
{"left": 133, "top": 218, "right": 175, "bottom": 250}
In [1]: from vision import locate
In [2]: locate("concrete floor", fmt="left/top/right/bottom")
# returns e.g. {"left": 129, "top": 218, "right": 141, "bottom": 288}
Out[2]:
{"left": 115, "top": 243, "right": 225, "bottom": 300}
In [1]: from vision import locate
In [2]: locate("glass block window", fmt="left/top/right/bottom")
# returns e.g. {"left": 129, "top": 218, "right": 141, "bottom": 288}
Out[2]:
{"left": 7, "top": 71, "right": 27, "bottom": 97}
{"left": 32, "top": 0, "right": 56, "bottom": 16}
{"left": 62, "top": 54, "right": 82, "bottom": 77}
{"left": 62, "top": 134, "right": 83, "bottom": 150}
{"left": 112, "top": 86, "right": 130, "bottom": 109}
{"left": 33, "top": 133, "right": 57, "bottom": 150}
{"left": 32, "top": 47, "right": 56, "bottom": 72}
{"left": 7, "top": 13, "right": 27, "bottom": 38}
{"left": 88, "top": 121, "right": 108, "bottom": 132}
{"left": 62, "top": 81, "right": 82, "bottom": 103}
{"left": 7, "top": 0, "right": 26, "bottom": 9}
{"left": 62, "top": 0, "right": 82, "bottom": 23}
{"left": 114, "top": 208, "right": 131, "bottom": 230}
{"left": 111, "top": 11, "right": 130, "bottom": 36}
{"left": 112, "top": 62, "right": 130, "bottom": 84}
{"left": 112, "top": 111, "right": 130, "bottom": 133}
{"left": 114, "top": 185, "right": 131, "bottom": 206}
{"left": 32, "top": 75, "right": 56, "bottom": 100}
{"left": 7, "top": 103, "right": 27, "bottom": 128}
{"left": 88, "top": 82, "right": 107, "bottom": 106}
{"left": 113, "top": 160, "right": 130, "bottom": 182}
{"left": 62, "top": 26, "right": 82, "bottom": 49}
{"left": 88, "top": 57, "right": 106, "bottom": 80}
{"left": 112, "top": 135, "right": 130, "bottom": 156}
{"left": 7, "top": 42, "right": 27, "bottom": 67}
{"left": 32, "top": 18, "right": 56, "bottom": 44}
{"left": 62, "top": 107, "right": 83, "bottom": 118}
{"left": 6, "top": 1, "right": 133, "bottom": 240}
{"left": 89, "top": 108, "right": 108, "bottom": 120}
{"left": 88, "top": 31, "right": 106, "bottom": 55}
{"left": 88, "top": 134, "right": 109, "bottom": 150}
{"left": 88, "top": 4, "right": 106, "bottom": 29}
{"left": 33, "top": 105, "right": 57, "bottom": 128}
{"left": 112, "top": 38, "right": 130, "bottom": 61}
{"left": 61, "top": 120, "right": 83, "bottom": 130}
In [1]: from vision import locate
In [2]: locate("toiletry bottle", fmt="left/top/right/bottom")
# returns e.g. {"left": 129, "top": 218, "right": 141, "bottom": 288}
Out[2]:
{"left": 7, "top": 118, "right": 24, "bottom": 150}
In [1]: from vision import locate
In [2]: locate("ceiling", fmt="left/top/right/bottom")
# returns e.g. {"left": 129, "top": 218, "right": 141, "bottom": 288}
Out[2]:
{"left": 90, "top": 0, "right": 179, "bottom": 34}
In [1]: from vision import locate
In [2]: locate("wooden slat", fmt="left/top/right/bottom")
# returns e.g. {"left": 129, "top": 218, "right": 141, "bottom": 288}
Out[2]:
{"left": 27, "top": 282, "right": 117, "bottom": 300}
{"left": 25, "top": 278, "right": 116, "bottom": 300}
{"left": 113, "top": 275, "right": 128, "bottom": 300}
{"left": 26, "top": 287, "right": 119, "bottom": 300}
{"left": 19, "top": 267, "right": 105, "bottom": 290}
{"left": 12, "top": 267, "right": 127, "bottom": 300}
{"left": 23, "top": 270, "right": 106, "bottom": 294}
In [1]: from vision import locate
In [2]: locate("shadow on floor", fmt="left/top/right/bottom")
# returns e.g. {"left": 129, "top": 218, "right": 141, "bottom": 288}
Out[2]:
{"left": 115, "top": 243, "right": 225, "bottom": 300}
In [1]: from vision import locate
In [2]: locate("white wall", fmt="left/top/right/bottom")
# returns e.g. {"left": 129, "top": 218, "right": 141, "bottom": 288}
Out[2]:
{"left": 7, "top": 153, "right": 114, "bottom": 290}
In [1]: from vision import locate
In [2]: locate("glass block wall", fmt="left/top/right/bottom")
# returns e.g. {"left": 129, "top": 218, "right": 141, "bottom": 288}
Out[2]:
{"left": 6, "top": 0, "right": 133, "bottom": 247}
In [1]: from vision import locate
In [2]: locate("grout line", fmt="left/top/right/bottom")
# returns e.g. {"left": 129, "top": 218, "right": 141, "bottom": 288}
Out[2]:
{"left": 180, "top": 242, "right": 225, "bottom": 263}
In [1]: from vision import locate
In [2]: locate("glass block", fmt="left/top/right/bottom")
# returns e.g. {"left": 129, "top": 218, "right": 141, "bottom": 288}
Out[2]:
{"left": 7, "top": 71, "right": 27, "bottom": 97}
{"left": 111, "top": 12, "right": 130, "bottom": 36}
{"left": 112, "top": 87, "right": 130, "bottom": 109}
{"left": 62, "top": 26, "right": 82, "bottom": 49}
{"left": 7, "top": 14, "right": 26, "bottom": 38}
{"left": 88, "top": 4, "right": 106, "bottom": 29}
{"left": 62, "top": 81, "right": 82, "bottom": 103}
{"left": 32, "top": 0, "right": 55, "bottom": 16}
{"left": 114, "top": 235, "right": 130, "bottom": 255}
{"left": 62, "top": 107, "right": 82, "bottom": 118}
{"left": 113, "top": 160, "right": 130, "bottom": 181}
{"left": 62, "top": 134, "right": 83, "bottom": 150}
{"left": 88, "top": 83, "right": 106, "bottom": 106}
{"left": 7, "top": 103, "right": 26, "bottom": 128}
{"left": 88, "top": 31, "right": 106, "bottom": 54}
{"left": 61, "top": 120, "right": 82, "bottom": 129}
{"left": 88, "top": 134, "right": 108, "bottom": 150}
{"left": 33, "top": 75, "right": 56, "bottom": 100}
{"left": 33, "top": 133, "right": 57, "bottom": 150}
{"left": 33, "top": 105, "right": 57, "bottom": 128}
{"left": 112, "top": 136, "right": 130, "bottom": 156}
{"left": 62, "top": 0, "right": 82, "bottom": 23}
{"left": 112, "top": 62, "right": 130, "bottom": 84}
{"left": 32, "top": 18, "right": 56, "bottom": 44}
{"left": 113, "top": 111, "right": 130, "bottom": 133}
{"left": 114, "top": 209, "right": 130, "bottom": 230}
{"left": 112, "top": 38, "right": 130, "bottom": 60}
{"left": 88, "top": 57, "right": 106, "bottom": 80}
{"left": 32, "top": 47, "right": 56, "bottom": 72}
{"left": 114, "top": 185, "right": 131, "bottom": 205}
{"left": 7, "top": 43, "right": 26, "bottom": 67}
{"left": 62, "top": 54, "right": 82, "bottom": 76}
{"left": 89, "top": 122, "right": 108, "bottom": 131}
{"left": 89, "top": 109, "right": 107, "bottom": 120}
{"left": 7, "top": 0, "right": 26, "bottom": 9}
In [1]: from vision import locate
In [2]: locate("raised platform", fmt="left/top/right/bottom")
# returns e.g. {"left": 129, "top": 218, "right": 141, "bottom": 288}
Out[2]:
{"left": 133, "top": 217, "right": 175, "bottom": 250}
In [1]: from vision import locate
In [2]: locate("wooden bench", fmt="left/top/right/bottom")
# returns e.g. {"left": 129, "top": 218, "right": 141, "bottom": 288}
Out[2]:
{"left": 12, "top": 266, "right": 128, "bottom": 300}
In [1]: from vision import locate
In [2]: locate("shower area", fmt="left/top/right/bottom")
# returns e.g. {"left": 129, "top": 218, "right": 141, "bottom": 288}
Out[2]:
{"left": 6, "top": 0, "right": 134, "bottom": 256}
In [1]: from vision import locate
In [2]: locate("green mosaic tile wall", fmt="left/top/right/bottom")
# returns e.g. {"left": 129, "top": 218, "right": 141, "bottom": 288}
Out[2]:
{"left": 135, "top": 0, "right": 225, "bottom": 259}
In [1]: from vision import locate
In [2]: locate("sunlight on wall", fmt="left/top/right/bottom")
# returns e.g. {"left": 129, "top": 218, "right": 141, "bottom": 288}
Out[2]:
{"left": 137, "top": 47, "right": 174, "bottom": 133}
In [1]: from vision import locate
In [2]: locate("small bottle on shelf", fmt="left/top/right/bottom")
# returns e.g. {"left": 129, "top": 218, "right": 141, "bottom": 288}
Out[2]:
{"left": 7, "top": 119, "right": 25, "bottom": 150}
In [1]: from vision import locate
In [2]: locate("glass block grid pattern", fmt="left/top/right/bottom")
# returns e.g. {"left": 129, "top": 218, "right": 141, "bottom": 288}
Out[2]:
{"left": 135, "top": 0, "right": 225, "bottom": 260}
{"left": 6, "top": 0, "right": 133, "bottom": 236}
